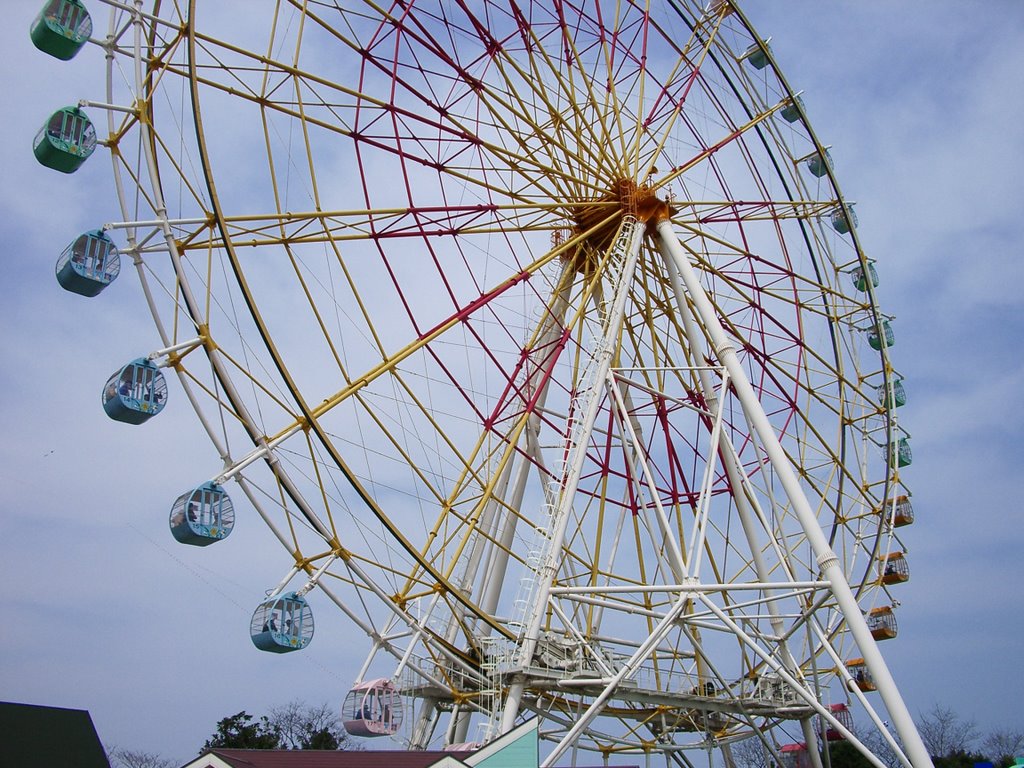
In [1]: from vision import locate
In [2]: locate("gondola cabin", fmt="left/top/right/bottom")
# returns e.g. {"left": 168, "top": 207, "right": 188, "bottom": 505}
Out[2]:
{"left": 169, "top": 482, "right": 234, "bottom": 546}
{"left": 34, "top": 106, "right": 96, "bottom": 173}
{"left": 250, "top": 592, "right": 313, "bottom": 653}
{"left": 830, "top": 205, "right": 858, "bottom": 234}
{"left": 805, "top": 149, "right": 833, "bottom": 178}
{"left": 846, "top": 658, "right": 877, "bottom": 692}
{"left": 820, "top": 703, "right": 853, "bottom": 741}
{"left": 780, "top": 743, "right": 812, "bottom": 768}
{"left": 708, "top": 0, "right": 733, "bottom": 18}
{"left": 342, "top": 679, "right": 403, "bottom": 737}
{"left": 101, "top": 358, "right": 167, "bottom": 424}
{"left": 55, "top": 230, "right": 119, "bottom": 296}
{"left": 879, "top": 551, "right": 910, "bottom": 585}
{"left": 30, "top": 0, "right": 92, "bottom": 60}
{"left": 868, "top": 320, "right": 895, "bottom": 350}
{"left": 888, "top": 437, "right": 912, "bottom": 468}
{"left": 877, "top": 378, "right": 906, "bottom": 410}
{"left": 875, "top": 496, "right": 915, "bottom": 529}
{"left": 743, "top": 41, "right": 771, "bottom": 70}
{"left": 890, "top": 495, "right": 914, "bottom": 527}
{"left": 779, "top": 95, "right": 805, "bottom": 123}
{"left": 852, "top": 261, "right": 879, "bottom": 292}
{"left": 867, "top": 605, "right": 898, "bottom": 641}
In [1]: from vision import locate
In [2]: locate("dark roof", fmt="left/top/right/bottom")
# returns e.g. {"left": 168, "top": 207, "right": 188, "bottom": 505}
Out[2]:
{"left": 201, "top": 749, "right": 472, "bottom": 768}
{"left": 0, "top": 701, "right": 110, "bottom": 768}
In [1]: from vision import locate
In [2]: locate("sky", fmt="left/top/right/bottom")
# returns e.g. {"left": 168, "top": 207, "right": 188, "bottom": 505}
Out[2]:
{"left": 1, "top": 2, "right": 1022, "bottom": 765}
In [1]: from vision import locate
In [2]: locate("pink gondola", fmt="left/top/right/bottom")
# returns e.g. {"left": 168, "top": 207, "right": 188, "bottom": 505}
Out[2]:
{"left": 342, "top": 679, "right": 403, "bottom": 737}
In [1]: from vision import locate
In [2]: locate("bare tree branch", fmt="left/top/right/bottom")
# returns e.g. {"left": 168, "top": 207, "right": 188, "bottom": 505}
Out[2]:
{"left": 917, "top": 705, "right": 979, "bottom": 758}
{"left": 983, "top": 729, "right": 1024, "bottom": 765}
{"left": 108, "top": 747, "right": 176, "bottom": 768}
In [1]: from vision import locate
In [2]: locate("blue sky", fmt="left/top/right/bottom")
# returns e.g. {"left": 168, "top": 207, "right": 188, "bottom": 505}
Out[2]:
{"left": 1, "top": 2, "right": 1021, "bottom": 764}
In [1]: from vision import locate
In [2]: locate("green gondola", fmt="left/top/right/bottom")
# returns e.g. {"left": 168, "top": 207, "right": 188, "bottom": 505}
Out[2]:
{"left": 852, "top": 261, "right": 879, "bottom": 292}
{"left": 30, "top": 0, "right": 92, "bottom": 60}
{"left": 888, "top": 437, "right": 912, "bottom": 468}
{"left": 33, "top": 106, "right": 96, "bottom": 173}
{"left": 55, "top": 230, "right": 119, "bottom": 296}
{"left": 877, "top": 379, "right": 907, "bottom": 410}
{"left": 867, "top": 319, "right": 894, "bottom": 351}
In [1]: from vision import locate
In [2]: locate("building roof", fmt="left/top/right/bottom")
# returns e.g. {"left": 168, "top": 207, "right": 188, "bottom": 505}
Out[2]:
{"left": 184, "top": 719, "right": 558, "bottom": 768}
{"left": 0, "top": 701, "right": 110, "bottom": 768}
{"left": 190, "top": 749, "right": 472, "bottom": 768}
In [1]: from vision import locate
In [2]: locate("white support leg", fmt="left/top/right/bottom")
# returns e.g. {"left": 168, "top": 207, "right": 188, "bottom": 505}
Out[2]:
{"left": 654, "top": 218, "right": 932, "bottom": 768}
{"left": 657, "top": 238, "right": 824, "bottom": 768}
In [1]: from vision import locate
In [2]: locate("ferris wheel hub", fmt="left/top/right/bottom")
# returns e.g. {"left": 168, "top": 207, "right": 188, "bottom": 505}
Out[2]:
{"left": 564, "top": 179, "right": 669, "bottom": 273}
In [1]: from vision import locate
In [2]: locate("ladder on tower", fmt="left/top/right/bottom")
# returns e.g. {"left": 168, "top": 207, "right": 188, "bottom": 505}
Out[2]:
{"left": 508, "top": 216, "right": 643, "bottom": 665}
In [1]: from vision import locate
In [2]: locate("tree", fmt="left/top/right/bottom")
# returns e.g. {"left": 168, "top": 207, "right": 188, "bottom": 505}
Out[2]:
{"left": 304, "top": 728, "right": 342, "bottom": 750}
{"left": 824, "top": 740, "right": 878, "bottom": 768}
{"left": 267, "top": 700, "right": 353, "bottom": 751}
{"left": 728, "top": 735, "right": 772, "bottom": 768}
{"left": 852, "top": 727, "right": 905, "bottom": 768}
{"left": 918, "top": 705, "right": 979, "bottom": 759}
{"left": 201, "top": 711, "right": 281, "bottom": 752}
{"left": 108, "top": 748, "right": 176, "bottom": 768}
{"left": 983, "top": 729, "right": 1024, "bottom": 767}
{"left": 932, "top": 751, "right": 990, "bottom": 768}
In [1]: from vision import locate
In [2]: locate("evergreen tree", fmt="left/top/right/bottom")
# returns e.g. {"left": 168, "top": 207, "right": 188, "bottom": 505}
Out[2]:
{"left": 201, "top": 711, "right": 281, "bottom": 752}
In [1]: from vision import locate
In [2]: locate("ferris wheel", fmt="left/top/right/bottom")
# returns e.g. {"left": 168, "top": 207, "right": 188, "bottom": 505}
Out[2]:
{"left": 31, "top": 0, "right": 930, "bottom": 766}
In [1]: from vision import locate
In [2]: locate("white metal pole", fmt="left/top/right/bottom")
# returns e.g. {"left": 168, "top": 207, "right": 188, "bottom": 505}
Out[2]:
{"left": 654, "top": 218, "right": 932, "bottom": 768}
{"left": 541, "top": 586, "right": 696, "bottom": 767}
{"left": 500, "top": 218, "right": 645, "bottom": 732}
{"left": 657, "top": 238, "right": 825, "bottom": 768}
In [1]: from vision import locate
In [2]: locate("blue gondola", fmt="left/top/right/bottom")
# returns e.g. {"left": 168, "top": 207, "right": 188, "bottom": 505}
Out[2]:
{"left": 779, "top": 95, "right": 805, "bottom": 123}
{"left": 169, "top": 482, "right": 234, "bottom": 546}
{"left": 830, "top": 204, "right": 858, "bottom": 235}
{"left": 55, "top": 230, "right": 119, "bottom": 296}
{"left": 804, "top": 149, "right": 832, "bottom": 178}
{"left": 101, "top": 358, "right": 167, "bottom": 424}
{"left": 250, "top": 592, "right": 313, "bottom": 653}
{"left": 743, "top": 41, "right": 771, "bottom": 70}
{"left": 30, "top": 0, "right": 92, "bottom": 60}
{"left": 342, "top": 679, "right": 403, "bottom": 737}
{"left": 33, "top": 106, "right": 96, "bottom": 173}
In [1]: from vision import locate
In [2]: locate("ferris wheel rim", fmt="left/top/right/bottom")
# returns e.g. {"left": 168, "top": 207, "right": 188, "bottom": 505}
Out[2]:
{"left": 91, "top": 0, "right": 914, "bottom": 758}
